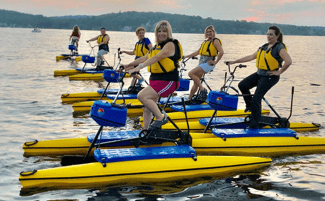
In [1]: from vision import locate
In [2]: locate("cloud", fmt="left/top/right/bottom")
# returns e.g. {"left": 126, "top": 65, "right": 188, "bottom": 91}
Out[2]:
{"left": 245, "top": 0, "right": 325, "bottom": 25}
{"left": 1, "top": 0, "right": 325, "bottom": 26}
{"left": 241, "top": 16, "right": 261, "bottom": 22}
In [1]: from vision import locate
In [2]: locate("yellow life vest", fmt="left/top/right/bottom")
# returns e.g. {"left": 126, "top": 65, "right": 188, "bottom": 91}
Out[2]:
{"left": 147, "top": 39, "right": 183, "bottom": 74}
{"left": 134, "top": 38, "right": 149, "bottom": 58}
{"left": 199, "top": 38, "right": 222, "bottom": 57}
{"left": 97, "top": 34, "right": 108, "bottom": 44}
{"left": 256, "top": 42, "right": 287, "bottom": 71}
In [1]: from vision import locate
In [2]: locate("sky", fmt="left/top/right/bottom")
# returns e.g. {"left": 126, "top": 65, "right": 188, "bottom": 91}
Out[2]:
{"left": 1, "top": 0, "right": 325, "bottom": 27}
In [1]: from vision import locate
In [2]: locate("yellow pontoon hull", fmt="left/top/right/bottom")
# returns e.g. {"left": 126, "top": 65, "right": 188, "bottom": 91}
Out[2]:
{"left": 23, "top": 134, "right": 325, "bottom": 157}
{"left": 160, "top": 121, "right": 320, "bottom": 132}
{"left": 139, "top": 109, "right": 271, "bottom": 123}
{"left": 19, "top": 155, "right": 271, "bottom": 191}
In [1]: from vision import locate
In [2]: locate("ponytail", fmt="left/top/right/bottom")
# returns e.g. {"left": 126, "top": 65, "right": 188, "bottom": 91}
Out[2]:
{"left": 269, "top": 26, "right": 283, "bottom": 43}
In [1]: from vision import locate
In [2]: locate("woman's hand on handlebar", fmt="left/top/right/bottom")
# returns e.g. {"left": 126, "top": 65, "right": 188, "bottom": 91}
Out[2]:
{"left": 224, "top": 61, "right": 236, "bottom": 65}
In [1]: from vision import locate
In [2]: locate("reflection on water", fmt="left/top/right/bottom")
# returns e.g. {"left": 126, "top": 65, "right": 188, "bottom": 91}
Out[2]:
{"left": 0, "top": 27, "right": 324, "bottom": 200}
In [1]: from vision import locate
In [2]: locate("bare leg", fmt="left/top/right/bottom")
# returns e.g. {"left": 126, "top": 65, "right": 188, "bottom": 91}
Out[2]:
{"left": 188, "top": 82, "right": 199, "bottom": 100}
{"left": 138, "top": 86, "right": 162, "bottom": 129}
{"left": 188, "top": 66, "right": 205, "bottom": 98}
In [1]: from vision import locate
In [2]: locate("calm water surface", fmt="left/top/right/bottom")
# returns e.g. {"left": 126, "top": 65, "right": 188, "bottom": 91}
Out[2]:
{"left": 0, "top": 28, "right": 324, "bottom": 200}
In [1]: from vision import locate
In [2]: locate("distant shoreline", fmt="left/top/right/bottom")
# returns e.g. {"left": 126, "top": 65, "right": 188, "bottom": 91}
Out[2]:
{"left": 1, "top": 9, "right": 324, "bottom": 36}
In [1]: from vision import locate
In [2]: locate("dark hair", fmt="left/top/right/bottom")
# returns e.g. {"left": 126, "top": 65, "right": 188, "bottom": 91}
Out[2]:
{"left": 269, "top": 26, "right": 283, "bottom": 43}
{"left": 101, "top": 27, "right": 105, "bottom": 30}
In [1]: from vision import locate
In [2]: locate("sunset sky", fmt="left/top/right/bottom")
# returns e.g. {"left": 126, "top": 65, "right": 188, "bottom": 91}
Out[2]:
{"left": 1, "top": 0, "right": 325, "bottom": 27}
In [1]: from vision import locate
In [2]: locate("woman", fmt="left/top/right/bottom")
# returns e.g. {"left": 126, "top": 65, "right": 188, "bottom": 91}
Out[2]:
{"left": 86, "top": 28, "right": 110, "bottom": 67}
{"left": 121, "top": 27, "right": 153, "bottom": 87}
{"left": 225, "top": 26, "right": 292, "bottom": 128}
{"left": 69, "top": 25, "right": 81, "bottom": 53}
{"left": 184, "top": 25, "right": 224, "bottom": 101}
{"left": 123, "top": 21, "right": 182, "bottom": 130}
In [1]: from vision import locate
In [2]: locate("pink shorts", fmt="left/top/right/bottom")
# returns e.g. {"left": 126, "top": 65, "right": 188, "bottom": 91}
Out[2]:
{"left": 150, "top": 80, "right": 179, "bottom": 97}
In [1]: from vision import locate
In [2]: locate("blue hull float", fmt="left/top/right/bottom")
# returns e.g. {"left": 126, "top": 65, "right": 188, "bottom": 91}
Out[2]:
{"left": 199, "top": 117, "right": 247, "bottom": 129}
{"left": 170, "top": 104, "right": 211, "bottom": 112}
{"left": 94, "top": 145, "right": 196, "bottom": 163}
{"left": 212, "top": 128, "right": 297, "bottom": 141}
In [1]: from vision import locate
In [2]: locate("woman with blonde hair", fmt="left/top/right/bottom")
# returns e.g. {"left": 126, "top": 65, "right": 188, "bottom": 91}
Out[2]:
{"left": 123, "top": 21, "right": 182, "bottom": 130}
{"left": 69, "top": 25, "right": 81, "bottom": 53}
{"left": 121, "top": 27, "right": 152, "bottom": 87}
{"left": 184, "top": 25, "right": 224, "bottom": 101}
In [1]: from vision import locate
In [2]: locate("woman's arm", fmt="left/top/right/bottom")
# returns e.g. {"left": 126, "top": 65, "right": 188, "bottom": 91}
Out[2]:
{"left": 121, "top": 50, "right": 135, "bottom": 55}
{"left": 268, "top": 49, "right": 292, "bottom": 76}
{"left": 128, "top": 41, "right": 175, "bottom": 73}
{"left": 225, "top": 51, "right": 258, "bottom": 65}
{"left": 184, "top": 49, "right": 200, "bottom": 59}
{"left": 210, "top": 40, "right": 224, "bottom": 65}
{"left": 123, "top": 55, "right": 149, "bottom": 71}
{"left": 148, "top": 43, "right": 153, "bottom": 51}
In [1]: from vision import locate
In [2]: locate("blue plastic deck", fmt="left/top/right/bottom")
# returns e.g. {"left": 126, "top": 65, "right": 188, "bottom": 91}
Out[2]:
{"left": 87, "top": 130, "right": 141, "bottom": 146}
{"left": 212, "top": 128, "right": 297, "bottom": 138}
{"left": 159, "top": 97, "right": 185, "bottom": 105}
{"left": 106, "top": 94, "right": 138, "bottom": 100}
{"left": 170, "top": 104, "right": 211, "bottom": 112}
{"left": 94, "top": 145, "right": 196, "bottom": 163}
{"left": 97, "top": 88, "right": 128, "bottom": 94}
{"left": 199, "top": 117, "right": 246, "bottom": 128}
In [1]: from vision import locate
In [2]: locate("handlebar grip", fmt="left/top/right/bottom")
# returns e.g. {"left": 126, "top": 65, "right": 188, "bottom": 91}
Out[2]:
{"left": 119, "top": 65, "right": 125, "bottom": 70}
{"left": 239, "top": 64, "right": 247, "bottom": 68}
{"left": 192, "top": 56, "right": 198, "bottom": 60}
{"left": 225, "top": 61, "right": 230, "bottom": 65}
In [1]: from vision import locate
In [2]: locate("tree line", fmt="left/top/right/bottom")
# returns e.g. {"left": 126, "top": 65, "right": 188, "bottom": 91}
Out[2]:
{"left": 1, "top": 9, "right": 325, "bottom": 36}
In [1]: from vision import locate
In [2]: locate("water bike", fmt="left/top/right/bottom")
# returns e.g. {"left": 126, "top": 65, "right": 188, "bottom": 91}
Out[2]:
{"left": 141, "top": 63, "right": 320, "bottom": 132}
{"left": 60, "top": 56, "right": 195, "bottom": 104}
{"left": 20, "top": 85, "right": 271, "bottom": 194}
{"left": 54, "top": 44, "right": 129, "bottom": 80}
{"left": 55, "top": 38, "right": 83, "bottom": 61}
{"left": 23, "top": 94, "right": 325, "bottom": 158}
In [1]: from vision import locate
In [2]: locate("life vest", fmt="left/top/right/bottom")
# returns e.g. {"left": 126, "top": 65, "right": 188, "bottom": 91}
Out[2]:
{"left": 71, "top": 31, "right": 80, "bottom": 37}
{"left": 256, "top": 42, "right": 287, "bottom": 71}
{"left": 147, "top": 39, "right": 183, "bottom": 74}
{"left": 134, "top": 38, "right": 149, "bottom": 58}
{"left": 97, "top": 34, "right": 109, "bottom": 51}
{"left": 199, "top": 38, "right": 222, "bottom": 57}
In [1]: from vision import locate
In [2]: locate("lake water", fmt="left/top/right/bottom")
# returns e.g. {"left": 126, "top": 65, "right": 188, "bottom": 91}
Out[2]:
{"left": 0, "top": 27, "right": 325, "bottom": 200}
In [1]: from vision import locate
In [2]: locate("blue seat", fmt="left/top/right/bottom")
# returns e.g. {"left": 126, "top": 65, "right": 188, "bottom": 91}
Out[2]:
{"left": 207, "top": 91, "right": 238, "bottom": 111}
{"left": 94, "top": 145, "right": 196, "bottom": 163}
{"left": 90, "top": 101, "right": 127, "bottom": 127}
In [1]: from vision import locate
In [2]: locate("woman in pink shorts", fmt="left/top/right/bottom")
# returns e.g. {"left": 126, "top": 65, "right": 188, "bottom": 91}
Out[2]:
{"left": 123, "top": 20, "right": 182, "bottom": 130}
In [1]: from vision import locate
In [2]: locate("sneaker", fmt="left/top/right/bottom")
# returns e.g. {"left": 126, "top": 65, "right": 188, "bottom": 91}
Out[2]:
{"left": 197, "top": 88, "right": 208, "bottom": 101}
{"left": 148, "top": 115, "right": 168, "bottom": 130}
{"left": 244, "top": 107, "right": 251, "bottom": 113}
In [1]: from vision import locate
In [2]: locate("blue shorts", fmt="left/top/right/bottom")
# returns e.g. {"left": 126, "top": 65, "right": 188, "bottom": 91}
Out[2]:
{"left": 199, "top": 62, "right": 215, "bottom": 73}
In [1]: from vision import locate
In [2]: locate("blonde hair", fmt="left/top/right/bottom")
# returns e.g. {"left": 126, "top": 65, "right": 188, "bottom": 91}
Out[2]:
{"left": 135, "top": 27, "right": 145, "bottom": 35}
{"left": 154, "top": 20, "right": 173, "bottom": 44}
{"left": 204, "top": 25, "right": 216, "bottom": 39}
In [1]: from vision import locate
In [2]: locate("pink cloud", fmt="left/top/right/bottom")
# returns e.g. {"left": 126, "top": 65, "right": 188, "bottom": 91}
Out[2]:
{"left": 241, "top": 16, "right": 261, "bottom": 22}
